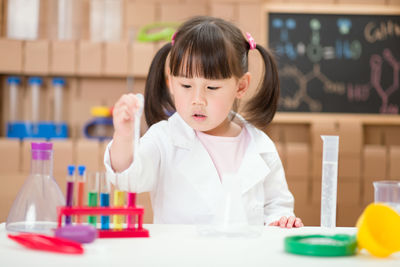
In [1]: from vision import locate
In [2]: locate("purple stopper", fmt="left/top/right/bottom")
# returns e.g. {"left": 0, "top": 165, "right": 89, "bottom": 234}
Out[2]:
{"left": 31, "top": 142, "right": 53, "bottom": 160}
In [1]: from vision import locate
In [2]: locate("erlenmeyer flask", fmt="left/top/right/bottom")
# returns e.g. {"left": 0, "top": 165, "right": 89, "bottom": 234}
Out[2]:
{"left": 6, "top": 142, "right": 65, "bottom": 234}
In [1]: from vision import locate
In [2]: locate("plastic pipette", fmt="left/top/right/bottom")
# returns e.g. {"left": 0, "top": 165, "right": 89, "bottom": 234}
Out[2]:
{"left": 320, "top": 135, "right": 339, "bottom": 228}
{"left": 65, "top": 165, "right": 75, "bottom": 224}
{"left": 127, "top": 94, "right": 144, "bottom": 228}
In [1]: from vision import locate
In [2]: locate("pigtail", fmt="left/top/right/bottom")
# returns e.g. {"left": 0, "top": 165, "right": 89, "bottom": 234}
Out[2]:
{"left": 144, "top": 42, "right": 175, "bottom": 127}
{"left": 243, "top": 44, "right": 280, "bottom": 129}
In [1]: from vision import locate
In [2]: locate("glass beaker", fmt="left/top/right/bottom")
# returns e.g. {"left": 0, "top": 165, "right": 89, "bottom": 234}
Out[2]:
{"left": 6, "top": 142, "right": 65, "bottom": 234}
{"left": 373, "top": 180, "right": 400, "bottom": 213}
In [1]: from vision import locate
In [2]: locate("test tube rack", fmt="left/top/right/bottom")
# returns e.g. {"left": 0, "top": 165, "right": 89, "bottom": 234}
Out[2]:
{"left": 57, "top": 206, "right": 150, "bottom": 238}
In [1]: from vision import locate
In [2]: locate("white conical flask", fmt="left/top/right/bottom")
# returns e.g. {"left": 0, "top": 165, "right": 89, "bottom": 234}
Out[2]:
{"left": 6, "top": 142, "right": 65, "bottom": 234}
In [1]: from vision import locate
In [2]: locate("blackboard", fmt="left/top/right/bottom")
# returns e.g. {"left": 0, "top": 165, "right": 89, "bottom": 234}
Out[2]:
{"left": 268, "top": 13, "right": 400, "bottom": 114}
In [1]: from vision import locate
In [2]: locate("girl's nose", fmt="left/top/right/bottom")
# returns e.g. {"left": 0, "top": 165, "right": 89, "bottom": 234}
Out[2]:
{"left": 191, "top": 88, "right": 206, "bottom": 106}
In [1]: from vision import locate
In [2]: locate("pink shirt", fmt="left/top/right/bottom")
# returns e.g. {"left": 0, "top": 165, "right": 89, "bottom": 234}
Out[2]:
{"left": 196, "top": 127, "right": 250, "bottom": 180}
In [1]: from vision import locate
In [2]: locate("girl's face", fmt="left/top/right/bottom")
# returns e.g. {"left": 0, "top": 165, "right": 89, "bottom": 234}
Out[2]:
{"left": 168, "top": 73, "right": 250, "bottom": 136}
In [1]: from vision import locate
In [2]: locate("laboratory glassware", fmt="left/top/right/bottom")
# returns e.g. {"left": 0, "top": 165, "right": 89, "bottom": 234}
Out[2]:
{"left": 6, "top": 142, "right": 65, "bottom": 234}
{"left": 7, "top": 0, "right": 40, "bottom": 40}
{"left": 7, "top": 76, "right": 21, "bottom": 123}
{"left": 90, "top": 0, "right": 122, "bottom": 42}
{"left": 99, "top": 172, "right": 111, "bottom": 230}
{"left": 76, "top": 165, "right": 86, "bottom": 223}
{"left": 65, "top": 165, "right": 75, "bottom": 224}
{"left": 373, "top": 180, "right": 400, "bottom": 213}
{"left": 113, "top": 174, "right": 125, "bottom": 230}
{"left": 28, "top": 77, "right": 43, "bottom": 134}
{"left": 320, "top": 135, "right": 339, "bottom": 228}
{"left": 87, "top": 172, "right": 100, "bottom": 227}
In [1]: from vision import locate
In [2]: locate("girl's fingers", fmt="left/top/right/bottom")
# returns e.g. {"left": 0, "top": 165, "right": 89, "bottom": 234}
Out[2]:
{"left": 286, "top": 216, "right": 296, "bottom": 228}
{"left": 279, "top": 216, "right": 287, "bottom": 228}
{"left": 294, "top": 218, "right": 304, "bottom": 228}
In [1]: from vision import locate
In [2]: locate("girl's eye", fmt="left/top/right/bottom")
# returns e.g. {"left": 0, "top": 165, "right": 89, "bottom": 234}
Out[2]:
{"left": 181, "top": 84, "right": 191, "bottom": 88}
{"left": 207, "top": 86, "right": 220, "bottom": 90}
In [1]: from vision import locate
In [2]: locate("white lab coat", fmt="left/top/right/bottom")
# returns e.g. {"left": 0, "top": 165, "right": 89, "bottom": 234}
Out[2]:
{"left": 104, "top": 112, "right": 294, "bottom": 225}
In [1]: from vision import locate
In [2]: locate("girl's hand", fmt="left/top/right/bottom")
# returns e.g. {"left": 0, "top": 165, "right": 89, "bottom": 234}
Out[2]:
{"left": 268, "top": 216, "right": 304, "bottom": 228}
{"left": 112, "top": 93, "right": 142, "bottom": 140}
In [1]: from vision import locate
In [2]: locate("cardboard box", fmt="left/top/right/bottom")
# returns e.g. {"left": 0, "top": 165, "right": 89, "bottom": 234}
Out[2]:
{"left": 275, "top": 142, "right": 286, "bottom": 168}
{"left": 362, "top": 178, "right": 375, "bottom": 205}
{"left": 0, "top": 138, "right": 20, "bottom": 173}
{"left": 338, "top": 154, "right": 361, "bottom": 179}
{"left": 337, "top": 180, "right": 361, "bottom": 205}
{"left": 238, "top": 3, "right": 262, "bottom": 42}
{"left": 293, "top": 203, "right": 320, "bottom": 226}
{"left": 336, "top": 204, "right": 364, "bottom": 227}
{"left": 311, "top": 180, "right": 321, "bottom": 205}
{"left": 282, "top": 124, "right": 310, "bottom": 143}
{"left": 0, "top": 174, "right": 26, "bottom": 222}
{"left": 78, "top": 41, "right": 103, "bottom": 76}
{"left": 75, "top": 139, "right": 101, "bottom": 172}
{"left": 0, "top": 39, "right": 23, "bottom": 73}
{"left": 52, "top": 139, "right": 74, "bottom": 175}
{"left": 385, "top": 126, "right": 400, "bottom": 146}
{"left": 159, "top": 3, "right": 207, "bottom": 22}
{"left": 312, "top": 154, "right": 322, "bottom": 179}
{"left": 364, "top": 125, "right": 383, "bottom": 145}
{"left": 310, "top": 119, "right": 339, "bottom": 155}
{"left": 79, "top": 77, "right": 127, "bottom": 105}
{"left": 388, "top": 146, "right": 400, "bottom": 179}
{"left": 104, "top": 42, "right": 128, "bottom": 76}
{"left": 50, "top": 41, "right": 77, "bottom": 75}
{"left": 338, "top": 120, "right": 363, "bottom": 154}
{"left": 23, "top": 40, "right": 50, "bottom": 75}
{"left": 263, "top": 124, "right": 282, "bottom": 143}
{"left": 362, "top": 145, "right": 387, "bottom": 180}
{"left": 130, "top": 42, "right": 155, "bottom": 77}
{"left": 124, "top": 1, "right": 156, "bottom": 31}
{"left": 285, "top": 142, "right": 310, "bottom": 178}
{"left": 287, "top": 180, "right": 310, "bottom": 205}
{"left": 137, "top": 192, "right": 153, "bottom": 224}
{"left": 210, "top": 2, "right": 237, "bottom": 22}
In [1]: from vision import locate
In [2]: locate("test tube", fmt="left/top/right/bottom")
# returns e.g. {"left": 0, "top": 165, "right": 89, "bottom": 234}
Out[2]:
{"left": 320, "top": 135, "right": 339, "bottom": 228}
{"left": 7, "top": 76, "right": 21, "bottom": 122}
{"left": 28, "top": 77, "right": 43, "bottom": 124}
{"left": 87, "top": 172, "right": 99, "bottom": 227}
{"left": 76, "top": 165, "right": 86, "bottom": 223}
{"left": 52, "top": 78, "right": 65, "bottom": 123}
{"left": 100, "top": 173, "right": 110, "bottom": 230}
{"left": 65, "top": 165, "right": 75, "bottom": 224}
{"left": 113, "top": 175, "right": 125, "bottom": 230}
{"left": 126, "top": 192, "right": 136, "bottom": 229}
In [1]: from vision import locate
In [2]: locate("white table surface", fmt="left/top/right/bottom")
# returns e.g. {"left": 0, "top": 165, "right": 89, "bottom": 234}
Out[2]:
{"left": 0, "top": 223, "right": 398, "bottom": 267}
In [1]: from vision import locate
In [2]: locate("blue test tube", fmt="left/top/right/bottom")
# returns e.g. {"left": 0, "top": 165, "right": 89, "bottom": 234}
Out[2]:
{"left": 99, "top": 173, "right": 110, "bottom": 230}
{"left": 65, "top": 165, "right": 75, "bottom": 224}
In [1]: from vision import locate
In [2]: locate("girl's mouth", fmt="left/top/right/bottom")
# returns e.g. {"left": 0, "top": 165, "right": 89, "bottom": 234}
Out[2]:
{"left": 192, "top": 113, "right": 206, "bottom": 121}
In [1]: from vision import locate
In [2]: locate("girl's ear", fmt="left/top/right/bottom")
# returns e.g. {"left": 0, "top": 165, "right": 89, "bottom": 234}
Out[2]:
{"left": 236, "top": 72, "right": 251, "bottom": 99}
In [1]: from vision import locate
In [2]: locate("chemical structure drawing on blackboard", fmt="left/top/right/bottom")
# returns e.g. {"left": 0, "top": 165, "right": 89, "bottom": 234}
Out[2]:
{"left": 268, "top": 13, "right": 400, "bottom": 114}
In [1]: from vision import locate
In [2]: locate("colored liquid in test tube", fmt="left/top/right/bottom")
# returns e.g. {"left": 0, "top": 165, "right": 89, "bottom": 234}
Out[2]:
{"left": 76, "top": 165, "right": 86, "bottom": 223}
{"left": 87, "top": 172, "right": 99, "bottom": 227}
{"left": 126, "top": 192, "right": 136, "bottom": 229}
{"left": 99, "top": 173, "right": 110, "bottom": 230}
{"left": 113, "top": 175, "right": 125, "bottom": 230}
{"left": 65, "top": 165, "right": 75, "bottom": 224}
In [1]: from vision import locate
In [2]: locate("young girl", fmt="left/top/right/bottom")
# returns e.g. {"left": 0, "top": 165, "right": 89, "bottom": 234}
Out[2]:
{"left": 105, "top": 16, "right": 303, "bottom": 228}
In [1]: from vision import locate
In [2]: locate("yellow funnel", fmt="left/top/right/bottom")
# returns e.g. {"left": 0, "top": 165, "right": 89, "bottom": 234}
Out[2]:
{"left": 356, "top": 203, "right": 400, "bottom": 257}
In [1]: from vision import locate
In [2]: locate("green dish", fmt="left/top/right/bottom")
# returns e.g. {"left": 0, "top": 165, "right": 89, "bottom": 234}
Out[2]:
{"left": 284, "top": 234, "right": 357, "bottom": 257}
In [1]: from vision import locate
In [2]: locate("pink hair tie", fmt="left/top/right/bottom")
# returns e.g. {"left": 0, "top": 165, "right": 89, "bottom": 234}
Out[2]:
{"left": 171, "top": 32, "right": 177, "bottom": 45}
{"left": 246, "top": 32, "right": 256, "bottom": 50}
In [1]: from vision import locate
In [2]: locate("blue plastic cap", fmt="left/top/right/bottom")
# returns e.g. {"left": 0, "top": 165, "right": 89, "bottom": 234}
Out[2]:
{"left": 52, "top": 77, "right": 65, "bottom": 87}
{"left": 7, "top": 76, "right": 21, "bottom": 85}
{"left": 28, "top": 77, "right": 43, "bottom": 86}
{"left": 78, "top": 165, "right": 86, "bottom": 176}
{"left": 67, "top": 165, "right": 75, "bottom": 176}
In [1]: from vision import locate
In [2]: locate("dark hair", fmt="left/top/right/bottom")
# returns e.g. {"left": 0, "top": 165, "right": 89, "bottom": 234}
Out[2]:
{"left": 144, "top": 16, "right": 280, "bottom": 130}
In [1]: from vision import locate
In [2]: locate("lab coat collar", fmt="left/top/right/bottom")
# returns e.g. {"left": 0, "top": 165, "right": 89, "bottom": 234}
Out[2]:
{"left": 169, "top": 112, "right": 273, "bottom": 209}
{"left": 168, "top": 112, "right": 275, "bottom": 154}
